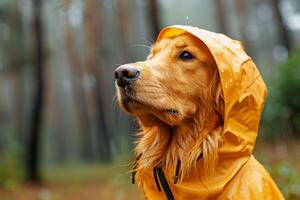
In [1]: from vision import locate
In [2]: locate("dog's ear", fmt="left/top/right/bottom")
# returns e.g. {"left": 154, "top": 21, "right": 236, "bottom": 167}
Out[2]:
{"left": 209, "top": 71, "right": 225, "bottom": 122}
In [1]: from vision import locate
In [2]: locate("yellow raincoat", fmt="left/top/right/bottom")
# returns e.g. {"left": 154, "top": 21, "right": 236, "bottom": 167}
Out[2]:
{"left": 135, "top": 25, "right": 284, "bottom": 200}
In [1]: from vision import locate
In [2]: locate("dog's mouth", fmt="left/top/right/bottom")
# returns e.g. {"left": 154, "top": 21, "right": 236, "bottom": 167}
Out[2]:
{"left": 117, "top": 84, "right": 147, "bottom": 113}
{"left": 116, "top": 84, "right": 179, "bottom": 117}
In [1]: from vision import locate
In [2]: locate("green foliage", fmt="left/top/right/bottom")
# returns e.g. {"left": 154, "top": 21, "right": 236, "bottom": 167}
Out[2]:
{"left": 263, "top": 50, "right": 300, "bottom": 138}
{"left": 268, "top": 162, "right": 300, "bottom": 200}
{"left": 0, "top": 145, "right": 24, "bottom": 190}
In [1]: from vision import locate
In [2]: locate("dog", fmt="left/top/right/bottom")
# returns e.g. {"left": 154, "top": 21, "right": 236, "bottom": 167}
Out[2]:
{"left": 115, "top": 25, "right": 284, "bottom": 200}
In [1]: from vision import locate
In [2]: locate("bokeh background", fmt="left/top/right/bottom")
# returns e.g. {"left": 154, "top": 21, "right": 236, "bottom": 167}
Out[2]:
{"left": 0, "top": 0, "right": 300, "bottom": 199}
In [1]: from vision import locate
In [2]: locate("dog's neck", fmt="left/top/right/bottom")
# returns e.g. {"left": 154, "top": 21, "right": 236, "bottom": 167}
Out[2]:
{"left": 134, "top": 108, "right": 222, "bottom": 180}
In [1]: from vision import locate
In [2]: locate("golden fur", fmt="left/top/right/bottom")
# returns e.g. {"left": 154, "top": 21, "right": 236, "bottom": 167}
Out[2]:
{"left": 116, "top": 33, "right": 224, "bottom": 181}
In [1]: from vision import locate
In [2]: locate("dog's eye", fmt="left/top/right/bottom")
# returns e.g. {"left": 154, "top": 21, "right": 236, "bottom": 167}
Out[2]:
{"left": 179, "top": 51, "right": 194, "bottom": 61}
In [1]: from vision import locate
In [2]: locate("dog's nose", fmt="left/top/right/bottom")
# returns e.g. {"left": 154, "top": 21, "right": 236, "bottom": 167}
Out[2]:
{"left": 114, "top": 65, "right": 140, "bottom": 88}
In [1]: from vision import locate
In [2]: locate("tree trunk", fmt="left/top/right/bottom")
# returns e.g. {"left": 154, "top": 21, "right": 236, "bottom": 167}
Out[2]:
{"left": 27, "top": 0, "right": 44, "bottom": 182}
{"left": 9, "top": 1, "right": 24, "bottom": 140}
{"left": 63, "top": 0, "right": 94, "bottom": 160}
{"left": 84, "top": 0, "right": 111, "bottom": 161}
{"left": 234, "top": 0, "right": 253, "bottom": 55}
{"left": 270, "top": 0, "right": 292, "bottom": 52}
{"left": 148, "top": 0, "right": 161, "bottom": 38}
{"left": 213, "top": 0, "right": 228, "bottom": 34}
{"left": 116, "top": 0, "right": 131, "bottom": 45}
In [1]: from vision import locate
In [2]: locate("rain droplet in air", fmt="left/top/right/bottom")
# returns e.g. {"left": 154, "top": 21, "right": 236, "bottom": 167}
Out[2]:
{"left": 185, "top": 16, "right": 190, "bottom": 25}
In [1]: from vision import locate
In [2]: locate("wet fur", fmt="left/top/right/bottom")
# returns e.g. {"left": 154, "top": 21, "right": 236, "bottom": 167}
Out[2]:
{"left": 116, "top": 34, "right": 225, "bottom": 182}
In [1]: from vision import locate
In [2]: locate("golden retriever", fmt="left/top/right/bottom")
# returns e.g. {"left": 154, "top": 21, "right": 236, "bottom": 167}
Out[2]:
{"left": 114, "top": 25, "right": 285, "bottom": 199}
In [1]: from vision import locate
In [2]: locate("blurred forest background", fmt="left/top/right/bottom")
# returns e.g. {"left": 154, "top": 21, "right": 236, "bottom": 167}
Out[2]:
{"left": 0, "top": 0, "right": 300, "bottom": 199}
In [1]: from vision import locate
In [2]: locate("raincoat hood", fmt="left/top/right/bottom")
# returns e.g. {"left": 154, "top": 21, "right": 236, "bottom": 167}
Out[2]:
{"left": 157, "top": 25, "right": 267, "bottom": 156}
{"left": 136, "top": 25, "right": 284, "bottom": 200}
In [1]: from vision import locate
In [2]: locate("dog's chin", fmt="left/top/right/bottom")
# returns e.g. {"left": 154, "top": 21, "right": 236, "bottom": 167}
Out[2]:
{"left": 119, "top": 96, "right": 143, "bottom": 114}
{"left": 120, "top": 99, "right": 183, "bottom": 126}
{"left": 117, "top": 90, "right": 145, "bottom": 115}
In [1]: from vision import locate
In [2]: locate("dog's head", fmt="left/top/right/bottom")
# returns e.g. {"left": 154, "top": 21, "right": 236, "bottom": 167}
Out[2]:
{"left": 115, "top": 33, "right": 224, "bottom": 127}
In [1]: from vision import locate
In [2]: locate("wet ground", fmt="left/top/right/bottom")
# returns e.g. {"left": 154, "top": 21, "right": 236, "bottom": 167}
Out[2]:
{"left": 1, "top": 140, "right": 299, "bottom": 200}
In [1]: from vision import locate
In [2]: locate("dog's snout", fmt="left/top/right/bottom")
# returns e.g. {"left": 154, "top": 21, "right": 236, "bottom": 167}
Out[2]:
{"left": 114, "top": 65, "right": 140, "bottom": 87}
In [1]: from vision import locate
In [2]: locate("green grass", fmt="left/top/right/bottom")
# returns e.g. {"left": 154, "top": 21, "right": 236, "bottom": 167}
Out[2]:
{"left": 42, "top": 161, "right": 133, "bottom": 187}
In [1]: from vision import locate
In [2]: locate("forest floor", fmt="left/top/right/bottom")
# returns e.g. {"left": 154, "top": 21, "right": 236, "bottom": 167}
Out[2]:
{"left": 0, "top": 139, "right": 300, "bottom": 200}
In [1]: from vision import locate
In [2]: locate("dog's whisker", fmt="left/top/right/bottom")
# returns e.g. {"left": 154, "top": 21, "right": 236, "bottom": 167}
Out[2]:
{"left": 111, "top": 94, "right": 118, "bottom": 111}
{"left": 131, "top": 44, "right": 152, "bottom": 49}
{"left": 139, "top": 37, "right": 154, "bottom": 47}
